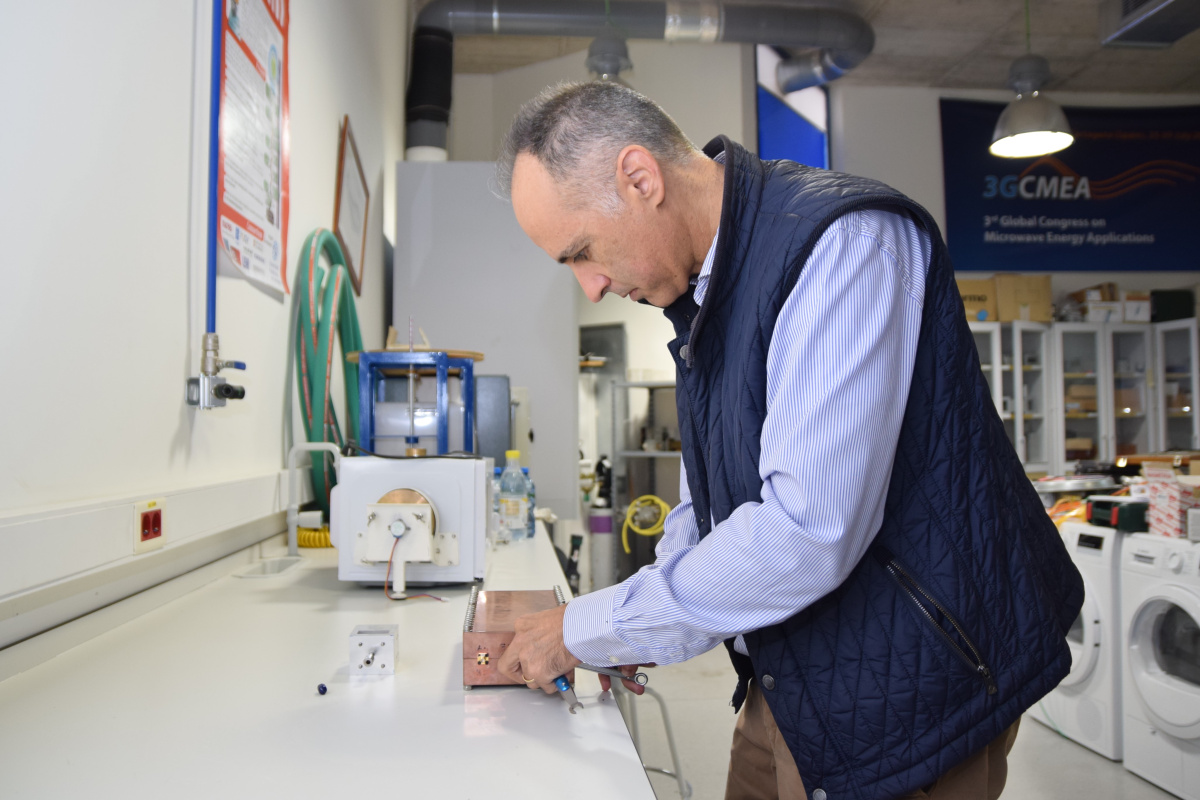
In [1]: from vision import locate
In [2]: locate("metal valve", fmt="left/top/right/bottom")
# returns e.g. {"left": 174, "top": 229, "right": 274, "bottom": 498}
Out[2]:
{"left": 186, "top": 333, "right": 247, "bottom": 409}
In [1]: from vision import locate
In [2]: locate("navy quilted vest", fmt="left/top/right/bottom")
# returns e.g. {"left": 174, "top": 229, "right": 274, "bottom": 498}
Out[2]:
{"left": 662, "top": 138, "right": 1083, "bottom": 800}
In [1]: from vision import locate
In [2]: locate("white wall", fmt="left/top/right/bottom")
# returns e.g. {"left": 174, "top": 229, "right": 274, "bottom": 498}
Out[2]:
{"left": 451, "top": 40, "right": 754, "bottom": 162}
{"left": 448, "top": 40, "right": 755, "bottom": 380}
{"left": 0, "top": 0, "right": 405, "bottom": 640}
{"left": 392, "top": 162, "right": 579, "bottom": 516}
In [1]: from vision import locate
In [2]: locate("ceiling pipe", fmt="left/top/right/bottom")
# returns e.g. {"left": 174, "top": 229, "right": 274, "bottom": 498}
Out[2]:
{"left": 405, "top": 0, "right": 874, "bottom": 159}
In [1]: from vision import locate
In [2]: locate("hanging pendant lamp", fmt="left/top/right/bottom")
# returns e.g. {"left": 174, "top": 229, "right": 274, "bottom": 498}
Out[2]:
{"left": 586, "top": 33, "right": 633, "bottom": 86}
{"left": 989, "top": 2, "right": 1073, "bottom": 158}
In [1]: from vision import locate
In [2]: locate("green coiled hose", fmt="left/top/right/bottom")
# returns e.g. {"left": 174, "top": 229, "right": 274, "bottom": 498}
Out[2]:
{"left": 293, "top": 229, "right": 363, "bottom": 514}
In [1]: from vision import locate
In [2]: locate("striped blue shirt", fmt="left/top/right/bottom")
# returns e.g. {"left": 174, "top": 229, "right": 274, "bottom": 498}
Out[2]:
{"left": 564, "top": 207, "right": 931, "bottom": 667}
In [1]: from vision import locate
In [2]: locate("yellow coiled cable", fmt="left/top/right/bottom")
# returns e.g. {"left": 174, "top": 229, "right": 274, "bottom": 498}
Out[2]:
{"left": 297, "top": 525, "right": 333, "bottom": 548}
{"left": 622, "top": 495, "right": 671, "bottom": 554}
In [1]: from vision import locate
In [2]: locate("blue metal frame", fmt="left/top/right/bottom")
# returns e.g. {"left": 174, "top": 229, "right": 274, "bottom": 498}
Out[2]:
{"left": 356, "top": 351, "right": 476, "bottom": 455}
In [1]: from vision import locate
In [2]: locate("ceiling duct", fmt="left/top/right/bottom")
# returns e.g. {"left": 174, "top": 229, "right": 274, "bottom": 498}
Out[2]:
{"left": 405, "top": 0, "right": 874, "bottom": 159}
{"left": 1100, "top": 0, "right": 1200, "bottom": 46}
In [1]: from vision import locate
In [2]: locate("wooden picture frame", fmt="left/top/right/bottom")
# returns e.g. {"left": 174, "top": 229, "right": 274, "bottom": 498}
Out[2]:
{"left": 333, "top": 114, "right": 369, "bottom": 296}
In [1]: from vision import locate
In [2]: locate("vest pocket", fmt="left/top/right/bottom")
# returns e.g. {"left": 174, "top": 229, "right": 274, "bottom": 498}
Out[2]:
{"left": 885, "top": 557, "right": 998, "bottom": 697}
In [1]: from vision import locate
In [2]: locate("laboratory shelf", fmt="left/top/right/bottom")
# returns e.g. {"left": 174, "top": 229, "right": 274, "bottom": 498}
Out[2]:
{"left": 618, "top": 450, "right": 683, "bottom": 459}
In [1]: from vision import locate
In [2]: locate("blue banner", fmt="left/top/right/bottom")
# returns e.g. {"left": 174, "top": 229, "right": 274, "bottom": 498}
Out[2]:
{"left": 940, "top": 99, "right": 1200, "bottom": 271}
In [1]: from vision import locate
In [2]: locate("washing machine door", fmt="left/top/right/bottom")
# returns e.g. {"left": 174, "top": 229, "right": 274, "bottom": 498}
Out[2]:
{"left": 1128, "top": 583, "right": 1200, "bottom": 739}
{"left": 1060, "top": 574, "right": 1101, "bottom": 687}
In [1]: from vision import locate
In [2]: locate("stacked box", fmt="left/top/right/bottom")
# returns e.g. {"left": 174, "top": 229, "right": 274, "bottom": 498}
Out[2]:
{"left": 956, "top": 278, "right": 996, "bottom": 321}
{"left": 1144, "top": 462, "right": 1200, "bottom": 538}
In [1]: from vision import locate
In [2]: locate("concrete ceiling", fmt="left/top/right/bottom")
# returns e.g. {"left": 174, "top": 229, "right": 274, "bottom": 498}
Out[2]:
{"left": 444, "top": 0, "right": 1200, "bottom": 93}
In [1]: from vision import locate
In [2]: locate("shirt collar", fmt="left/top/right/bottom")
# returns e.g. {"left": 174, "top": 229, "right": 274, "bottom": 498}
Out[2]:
{"left": 692, "top": 150, "right": 725, "bottom": 307}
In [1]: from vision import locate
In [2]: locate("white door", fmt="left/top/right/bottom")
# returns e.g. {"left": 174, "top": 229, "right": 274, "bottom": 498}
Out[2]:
{"left": 1054, "top": 323, "right": 1105, "bottom": 471}
{"left": 1156, "top": 319, "right": 1200, "bottom": 451}
{"left": 1108, "top": 324, "right": 1156, "bottom": 458}
{"left": 1062, "top": 573, "right": 1102, "bottom": 687}
{"left": 1128, "top": 584, "right": 1200, "bottom": 739}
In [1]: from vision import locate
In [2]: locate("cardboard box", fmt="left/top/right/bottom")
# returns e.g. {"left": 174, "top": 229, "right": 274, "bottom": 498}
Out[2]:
{"left": 1083, "top": 301, "right": 1124, "bottom": 323}
{"left": 1064, "top": 437, "right": 1094, "bottom": 459}
{"left": 1067, "top": 383, "right": 1097, "bottom": 398}
{"left": 1144, "top": 466, "right": 1200, "bottom": 537}
{"left": 995, "top": 274, "right": 1053, "bottom": 322}
{"left": 956, "top": 278, "right": 997, "bottom": 322}
{"left": 1069, "top": 282, "right": 1119, "bottom": 304}
{"left": 1115, "top": 388, "right": 1142, "bottom": 414}
{"left": 1122, "top": 290, "right": 1151, "bottom": 323}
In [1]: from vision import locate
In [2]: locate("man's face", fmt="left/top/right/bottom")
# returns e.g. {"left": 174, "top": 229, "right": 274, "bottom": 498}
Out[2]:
{"left": 510, "top": 152, "right": 691, "bottom": 307}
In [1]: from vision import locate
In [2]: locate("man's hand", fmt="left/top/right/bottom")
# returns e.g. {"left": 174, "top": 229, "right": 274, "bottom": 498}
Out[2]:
{"left": 497, "top": 603, "right": 582, "bottom": 694}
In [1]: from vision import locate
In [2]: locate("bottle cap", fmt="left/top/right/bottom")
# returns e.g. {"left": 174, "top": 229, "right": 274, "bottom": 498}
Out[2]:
{"left": 494, "top": 467, "right": 502, "bottom": 475}
{"left": 506, "top": 449, "right": 521, "bottom": 459}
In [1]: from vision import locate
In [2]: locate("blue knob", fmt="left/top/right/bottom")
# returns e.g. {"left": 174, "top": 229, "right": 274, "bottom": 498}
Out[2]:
{"left": 317, "top": 683, "right": 327, "bottom": 696}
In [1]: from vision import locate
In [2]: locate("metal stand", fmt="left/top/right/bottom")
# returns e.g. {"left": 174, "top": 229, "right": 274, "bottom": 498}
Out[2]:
{"left": 612, "top": 684, "right": 693, "bottom": 799}
{"left": 356, "top": 350, "right": 476, "bottom": 454}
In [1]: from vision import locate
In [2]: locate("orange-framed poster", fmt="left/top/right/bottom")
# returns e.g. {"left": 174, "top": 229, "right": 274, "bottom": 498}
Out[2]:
{"left": 217, "top": 0, "right": 290, "bottom": 294}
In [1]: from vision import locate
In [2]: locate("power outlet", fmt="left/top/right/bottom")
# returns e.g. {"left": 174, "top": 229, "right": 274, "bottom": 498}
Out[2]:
{"left": 133, "top": 498, "right": 166, "bottom": 554}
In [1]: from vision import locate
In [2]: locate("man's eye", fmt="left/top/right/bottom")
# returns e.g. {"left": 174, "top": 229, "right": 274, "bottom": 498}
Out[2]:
{"left": 572, "top": 250, "right": 588, "bottom": 263}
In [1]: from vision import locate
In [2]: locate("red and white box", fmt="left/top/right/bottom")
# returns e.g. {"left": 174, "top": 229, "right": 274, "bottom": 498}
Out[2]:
{"left": 1144, "top": 462, "right": 1200, "bottom": 537}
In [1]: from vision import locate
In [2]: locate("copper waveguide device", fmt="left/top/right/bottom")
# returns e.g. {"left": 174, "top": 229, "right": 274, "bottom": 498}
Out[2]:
{"left": 463, "top": 586, "right": 565, "bottom": 689}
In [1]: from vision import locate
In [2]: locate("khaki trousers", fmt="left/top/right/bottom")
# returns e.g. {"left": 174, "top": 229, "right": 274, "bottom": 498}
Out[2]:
{"left": 725, "top": 683, "right": 1021, "bottom": 800}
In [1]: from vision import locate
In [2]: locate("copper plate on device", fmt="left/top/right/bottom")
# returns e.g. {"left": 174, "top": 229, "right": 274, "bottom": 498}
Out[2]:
{"left": 463, "top": 587, "right": 564, "bottom": 687}
{"left": 377, "top": 489, "right": 436, "bottom": 534}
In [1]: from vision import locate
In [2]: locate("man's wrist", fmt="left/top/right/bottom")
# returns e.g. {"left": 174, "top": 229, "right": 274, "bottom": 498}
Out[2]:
{"left": 563, "top": 585, "right": 646, "bottom": 666}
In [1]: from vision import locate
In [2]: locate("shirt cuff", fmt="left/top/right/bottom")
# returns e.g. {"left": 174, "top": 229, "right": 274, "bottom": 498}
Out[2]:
{"left": 563, "top": 586, "right": 648, "bottom": 667}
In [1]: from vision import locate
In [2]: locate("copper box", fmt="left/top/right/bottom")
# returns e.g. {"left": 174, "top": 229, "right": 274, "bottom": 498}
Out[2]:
{"left": 462, "top": 586, "right": 565, "bottom": 688}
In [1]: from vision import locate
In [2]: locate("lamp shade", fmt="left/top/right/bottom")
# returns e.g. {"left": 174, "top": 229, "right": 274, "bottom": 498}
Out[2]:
{"left": 990, "top": 92, "right": 1074, "bottom": 158}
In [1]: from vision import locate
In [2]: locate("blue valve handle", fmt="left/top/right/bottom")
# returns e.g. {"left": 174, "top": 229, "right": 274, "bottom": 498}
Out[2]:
{"left": 554, "top": 675, "right": 583, "bottom": 714}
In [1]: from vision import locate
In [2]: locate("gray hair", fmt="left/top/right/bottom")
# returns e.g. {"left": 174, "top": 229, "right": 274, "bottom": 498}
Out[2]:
{"left": 495, "top": 81, "right": 698, "bottom": 215}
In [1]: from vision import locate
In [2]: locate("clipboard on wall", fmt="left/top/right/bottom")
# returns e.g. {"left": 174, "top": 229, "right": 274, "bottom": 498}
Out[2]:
{"left": 333, "top": 114, "right": 369, "bottom": 296}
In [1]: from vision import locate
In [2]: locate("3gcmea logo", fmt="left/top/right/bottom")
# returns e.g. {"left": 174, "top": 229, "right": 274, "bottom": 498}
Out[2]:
{"left": 983, "top": 156, "right": 1199, "bottom": 201}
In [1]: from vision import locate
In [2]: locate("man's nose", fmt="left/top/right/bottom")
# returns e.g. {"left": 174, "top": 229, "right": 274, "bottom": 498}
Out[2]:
{"left": 573, "top": 266, "right": 610, "bottom": 304}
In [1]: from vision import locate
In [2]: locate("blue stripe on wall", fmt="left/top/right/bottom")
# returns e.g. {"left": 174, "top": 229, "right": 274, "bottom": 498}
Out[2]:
{"left": 757, "top": 85, "right": 828, "bottom": 169}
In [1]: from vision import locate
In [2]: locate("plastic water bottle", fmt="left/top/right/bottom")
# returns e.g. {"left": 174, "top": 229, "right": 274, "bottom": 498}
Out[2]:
{"left": 522, "top": 467, "right": 536, "bottom": 540}
{"left": 492, "top": 467, "right": 502, "bottom": 515}
{"left": 498, "top": 450, "right": 527, "bottom": 543}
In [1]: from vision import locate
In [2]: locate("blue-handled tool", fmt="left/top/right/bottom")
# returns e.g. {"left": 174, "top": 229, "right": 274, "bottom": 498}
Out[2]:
{"left": 554, "top": 675, "right": 583, "bottom": 714}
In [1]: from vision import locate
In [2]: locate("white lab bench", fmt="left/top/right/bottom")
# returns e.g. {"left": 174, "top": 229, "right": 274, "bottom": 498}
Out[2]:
{"left": 0, "top": 528, "right": 655, "bottom": 799}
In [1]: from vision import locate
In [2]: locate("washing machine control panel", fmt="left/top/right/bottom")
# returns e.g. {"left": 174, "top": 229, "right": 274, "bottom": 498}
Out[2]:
{"left": 1124, "top": 534, "right": 1200, "bottom": 580}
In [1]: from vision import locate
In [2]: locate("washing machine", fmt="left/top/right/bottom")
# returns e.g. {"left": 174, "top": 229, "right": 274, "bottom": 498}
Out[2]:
{"left": 1122, "top": 533, "right": 1200, "bottom": 799}
{"left": 1027, "top": 522, "right": 1123, "bottom": 760}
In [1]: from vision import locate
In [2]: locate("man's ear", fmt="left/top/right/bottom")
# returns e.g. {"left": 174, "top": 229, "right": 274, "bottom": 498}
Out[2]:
{"left": 615, "top": 146, "right": 665, "bottom": 209}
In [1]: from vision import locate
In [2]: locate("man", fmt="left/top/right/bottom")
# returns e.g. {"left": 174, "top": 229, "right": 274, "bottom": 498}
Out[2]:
{"left": 494, "top": 81, "right": 1082, "bottom": 800}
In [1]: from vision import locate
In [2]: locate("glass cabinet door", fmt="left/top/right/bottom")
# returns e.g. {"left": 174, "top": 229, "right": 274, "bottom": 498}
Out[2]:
{"left": 1014, "top": 322, "right": 1050, "bottom": 471}
{"left": 969, "top": 322, "right": 1004, "bottom": 416}
{"left": 1157, "top": 319, "right": 1200, "bottom": 451}
{"left": 1109, "top": 326, "right": 1154, "bottom": 458}
{"left": 1056, "top": 324, "right": 1102, "bottom": 466}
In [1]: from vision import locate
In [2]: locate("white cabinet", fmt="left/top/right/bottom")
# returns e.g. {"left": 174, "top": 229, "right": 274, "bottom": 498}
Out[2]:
{"left": 1052, "top": 323, "right": 1156, "bottom": 471}
{"left": 969, "top": 322, "right": 1052, "bottom": 473}
{"left": 1013, "top": 322, "right": 1053, "bottom": 473}
{"left": 1155, "top": 318, "right": 1200, "bottom": 451}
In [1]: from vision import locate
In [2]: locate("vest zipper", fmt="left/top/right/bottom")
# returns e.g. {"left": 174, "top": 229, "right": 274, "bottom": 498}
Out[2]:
{"left": 885, "top": 559, "right": 998, "bottom": 696}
